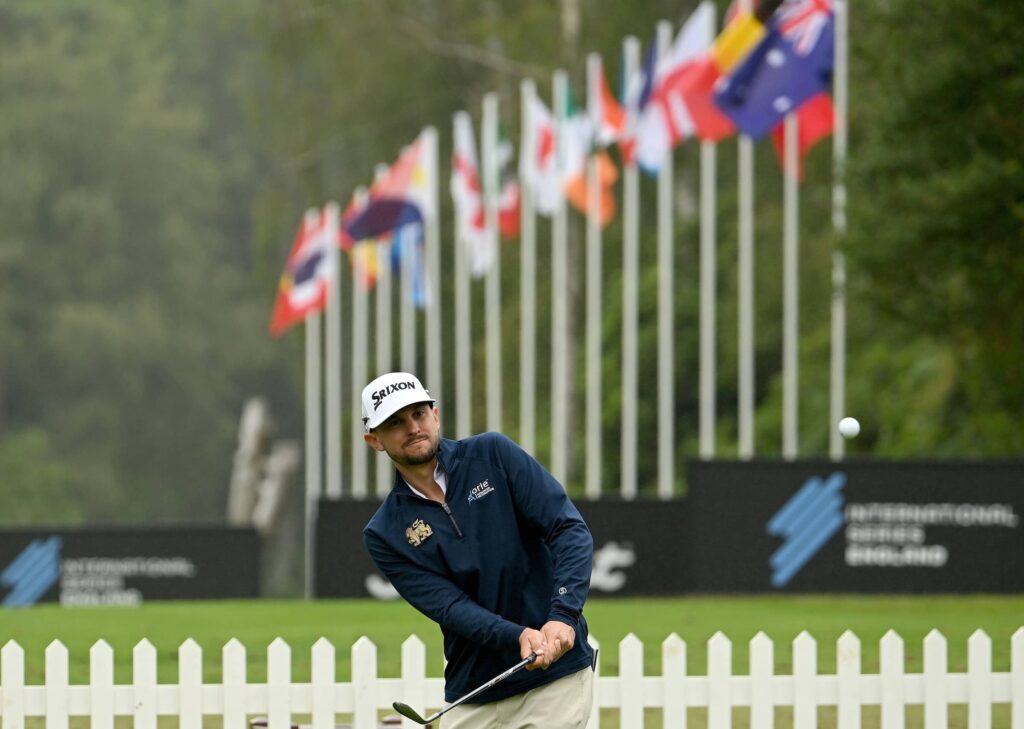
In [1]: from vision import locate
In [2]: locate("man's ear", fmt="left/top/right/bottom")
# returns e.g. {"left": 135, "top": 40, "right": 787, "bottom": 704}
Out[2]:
{"left": 364, "top": 432, "right": 384, "bottom": 452}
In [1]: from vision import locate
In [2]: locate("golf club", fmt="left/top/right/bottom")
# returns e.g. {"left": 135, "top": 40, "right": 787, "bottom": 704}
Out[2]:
{"left": 392, "top": 652, "right": 537, "bottom": 726}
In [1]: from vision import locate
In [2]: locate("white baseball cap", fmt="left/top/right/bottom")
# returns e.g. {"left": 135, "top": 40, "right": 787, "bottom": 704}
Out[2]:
{"left": 361, "top": 372, "right": 435, "bottom": 430}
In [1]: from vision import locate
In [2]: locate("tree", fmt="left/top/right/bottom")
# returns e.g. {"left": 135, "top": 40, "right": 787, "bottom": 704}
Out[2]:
{"left": 0, "top": 430, "right": 80, "bottom": 526}
{"left": 845, "top": 0, "right": 1024, "bottom": 453}
{"left": 0, "top": 0, "right": 286, "bottom": 522}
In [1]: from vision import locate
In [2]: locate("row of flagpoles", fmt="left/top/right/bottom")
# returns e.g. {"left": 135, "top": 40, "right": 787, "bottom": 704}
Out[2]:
{"left": 268, "top": 0, "right": 850, "bottom": 556}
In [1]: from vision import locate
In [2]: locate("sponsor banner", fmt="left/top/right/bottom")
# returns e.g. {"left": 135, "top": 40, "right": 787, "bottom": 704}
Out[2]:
{"left": 687, "top": 460, "right": 1024, "bottom": 593}
{"left": 0, "top": 527, "right": 260, "bottom": 607}
{"left": 315, "top": 498, "right": 692, "bottom": 598}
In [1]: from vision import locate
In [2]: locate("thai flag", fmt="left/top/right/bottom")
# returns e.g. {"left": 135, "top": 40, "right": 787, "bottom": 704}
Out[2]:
{"left": 268, "top": 209, "right": 336, "bottom": 336}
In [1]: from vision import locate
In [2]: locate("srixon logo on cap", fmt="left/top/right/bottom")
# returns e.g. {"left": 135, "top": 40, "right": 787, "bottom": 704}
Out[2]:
{"left": 371, "top": 380, "right": 418, "bottom": 410}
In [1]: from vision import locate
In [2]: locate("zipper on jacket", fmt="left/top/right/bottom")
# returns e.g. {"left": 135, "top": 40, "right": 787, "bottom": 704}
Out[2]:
{"left": 440, "top": 502, "right": 464, "bottom": 538}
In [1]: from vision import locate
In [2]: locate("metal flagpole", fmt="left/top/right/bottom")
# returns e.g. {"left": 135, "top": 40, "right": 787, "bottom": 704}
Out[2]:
{"left": 830, "top": 0, "right": 849, "bottom": 460}
{"left": 453, "top": 112, "right": 474, "bottom": 440}
{"left": 584, "top": 53, "right": 602, "bottom": 500}
{"left": 620, "top": 37, "right": 640, "bottom": 499}
{"left": 423, "top": 127, "right": 442, "bottom": 424}
{"left": 782, "top": 113, "right": 800, "bottom": 460}
{"left": 550, "top": 70, "right": 569, "bottom": 486}
{"left": 656, "top": 20, "right": 674, "bottom": 499}
{"left": 737, "top": 0, "right": 756, "bottom": 461}
{"left": 368, "top": 167, "right": 394, "bottom": 498}
{"left": 324, "top": 202, "right": 343, "bottom": 500}
{"left": 304, "top": 310, "right": 322, "bottom": 599}
{"left": 698, "top": 8, "right": 719, "bottom": 460}
{"left": 303, "top": 205, "right": 324, "bottom": 599}
{"left": 350, "top": 207, "right": 370, "bottom": 498}
{"left": 400, "top": 222, "right": 416, "bottom": 373}
{"left": 519, "top": 80, "right": 538, "bottom": 455}
{"left": 374, "top": 230, "right": 394, "bottom": 498}
{"left": 482, "top": 94, "right": 503, "bottom": 434}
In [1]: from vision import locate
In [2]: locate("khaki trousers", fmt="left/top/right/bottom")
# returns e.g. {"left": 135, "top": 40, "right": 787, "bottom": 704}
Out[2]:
{"left": 442, "top": 666, "right": 593, "bottom": 729}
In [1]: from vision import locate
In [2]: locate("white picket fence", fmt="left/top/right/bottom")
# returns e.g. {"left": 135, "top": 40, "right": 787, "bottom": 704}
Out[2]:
{"left": 2, "top": 629, "right": 1022, "bottom": 729}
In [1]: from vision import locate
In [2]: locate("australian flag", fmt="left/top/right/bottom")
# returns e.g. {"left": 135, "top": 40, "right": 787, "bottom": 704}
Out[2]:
{"left": 714, "top": 0, "right": 834, "bottom": 139}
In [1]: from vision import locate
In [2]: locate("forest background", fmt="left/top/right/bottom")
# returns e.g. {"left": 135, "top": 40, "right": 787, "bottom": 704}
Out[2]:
{"left": 1, "top": 0, "right": 1021, "bottom": 532}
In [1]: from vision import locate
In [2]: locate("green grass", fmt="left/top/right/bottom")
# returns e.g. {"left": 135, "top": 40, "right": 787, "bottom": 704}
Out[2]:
{"left": 3, "top": 595, "right": 1022, "bottom": 686}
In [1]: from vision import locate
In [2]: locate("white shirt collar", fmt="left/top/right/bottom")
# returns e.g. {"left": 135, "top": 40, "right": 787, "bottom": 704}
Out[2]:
{"left": 403, "top": 461, "right": 447, "bottom": 500}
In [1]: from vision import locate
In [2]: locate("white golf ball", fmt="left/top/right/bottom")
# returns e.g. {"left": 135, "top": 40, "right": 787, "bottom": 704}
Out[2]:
{"left": 838, "top": 416, "right": 860, "bottom": 439}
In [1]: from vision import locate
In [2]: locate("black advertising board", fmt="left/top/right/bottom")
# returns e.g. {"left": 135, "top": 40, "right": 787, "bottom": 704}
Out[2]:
{"left": 579, "top": 500, "right": 692, "bottom": 595}
{"left": 687, "top": 460, "right": 1024, "bottom": 593}
{"left": 315, "top": 498, "right": 692, "bottom": 598}
{"left": 315, "top": 499, "right": 385, "bottom": 598}
{"left": 0, "top": 526, "right": 261, "bottom": 607}
{"left": 317, "top": 460, "right": 1024, "bottom": 598}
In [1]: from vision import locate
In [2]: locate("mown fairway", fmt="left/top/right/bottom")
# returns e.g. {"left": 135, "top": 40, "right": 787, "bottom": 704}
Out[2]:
{"left": 3, "top": 595, "right": 1022, "bottom": 684}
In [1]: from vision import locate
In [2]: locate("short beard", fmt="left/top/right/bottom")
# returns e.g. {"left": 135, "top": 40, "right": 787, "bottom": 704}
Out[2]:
{"left": 403, "top": 446, "right": 438, "bottom": 466}
{"left": 389, "top": 435, "right": 439, "bottom": 467}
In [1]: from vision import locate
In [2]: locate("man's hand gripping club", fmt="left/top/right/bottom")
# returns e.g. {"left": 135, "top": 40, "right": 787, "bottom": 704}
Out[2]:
{"left": 519, "top": 621, "right": 577, "bottom": 670}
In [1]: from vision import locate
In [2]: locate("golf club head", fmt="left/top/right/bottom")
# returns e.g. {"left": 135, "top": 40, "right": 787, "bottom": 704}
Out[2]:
{"left": 392, "top": 701, "right": 430, "bottom": 725}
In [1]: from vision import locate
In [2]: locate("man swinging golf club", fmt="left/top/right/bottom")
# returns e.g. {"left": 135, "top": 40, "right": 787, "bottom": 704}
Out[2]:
{"left": 361, "top": 372, "right": 595, "bottom": 728}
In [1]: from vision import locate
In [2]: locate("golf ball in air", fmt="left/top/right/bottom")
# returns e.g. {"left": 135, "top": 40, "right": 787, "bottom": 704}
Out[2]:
{"left": 838, "top": 417, "right": 860, "bottom": 438}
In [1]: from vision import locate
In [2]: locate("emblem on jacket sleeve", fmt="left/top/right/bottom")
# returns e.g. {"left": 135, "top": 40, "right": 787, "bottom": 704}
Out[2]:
{"left": 405, "top": 519, "right": 433, "bottom": 547}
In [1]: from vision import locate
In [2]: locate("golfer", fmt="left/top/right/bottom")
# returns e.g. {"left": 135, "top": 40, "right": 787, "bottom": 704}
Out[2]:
{"left": 361, "top": 372, "right": 595, "bottom": 728}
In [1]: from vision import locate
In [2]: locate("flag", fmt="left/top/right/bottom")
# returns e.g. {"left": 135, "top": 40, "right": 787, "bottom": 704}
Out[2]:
{"left": 451, "top": 111, "right": 490, "bottom": 277}
{"left": 559, "top": 108, "right": 592, "bottom": 189}
{"left": 563, "top": 150, "right": 619, "bottom": 228}
{"left": 560, "top": 100, "right": 619, "bottom": 227}
{"left": 391, "top": 224, "right": 431, "bottom": 308}
{"left": 770, "top": 90, "right": 834, "bottom": 179}
{"left": 714, "top": 0, "right": 835, "bottom": 140}
{"left": 590, "top": 61, "right": 626, "bottom": 147}
{"left": 671, "top": 55, "right": 736, "bottom": 143}
{"left": 496, "top": 134, "right": 521, "bottom": 239}
{"left": 348, "top": 240, "right": 380, "bottom": 291}
{"left": 633, "top": 2, "right": 720, "bottom": 171}
{"left": 655, "top": 0, "right": 786, "bottom": 148}
{"left": 268, "top": 209, "right": 336, "bottom": 336}
{"left": 343, "top": 130, "right": 435, "bottom": 242}
{"left": 338, "top": 193, "right": 363, "bottom": 251}
{"left": 520, "top": 96, "right": 559, "bottom": 216}
{"left": 620, "top": 32, "right": 659, "bottom": 164}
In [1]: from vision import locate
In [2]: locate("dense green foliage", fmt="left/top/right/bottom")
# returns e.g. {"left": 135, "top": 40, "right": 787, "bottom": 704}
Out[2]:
{"left": 0, "top": 0, "right": 1020, "bottom": 526}
{"left": 845, "top": 0, "right": 1024, "bottom": 454}
{"left": 0, "top": 2, "right": 293, "bottom": 523}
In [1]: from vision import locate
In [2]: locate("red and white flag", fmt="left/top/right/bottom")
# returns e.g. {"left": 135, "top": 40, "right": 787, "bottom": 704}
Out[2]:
{"left": 451, "top": 111, "right": 490, "bottom": 277}
{"left": 519, "top": 96, "right": 559, "bottom": 216}
{"left": 634, "top": 1, "right": 722, "bottom": 170}
{"left": 495, "top": 135, "right": 521, "bottom": 239}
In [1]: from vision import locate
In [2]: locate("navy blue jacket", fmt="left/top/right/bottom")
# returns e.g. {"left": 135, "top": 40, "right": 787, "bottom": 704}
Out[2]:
{"left": 363, "top": 433, "right": 594, "bottom": 703}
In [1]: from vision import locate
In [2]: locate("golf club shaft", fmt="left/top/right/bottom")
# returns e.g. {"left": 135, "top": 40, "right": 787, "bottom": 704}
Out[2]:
{"left": 402, "top": 652, "right": 536, "bottom": 724}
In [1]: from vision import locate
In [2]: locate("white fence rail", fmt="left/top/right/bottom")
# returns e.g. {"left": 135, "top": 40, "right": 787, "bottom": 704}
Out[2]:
{"left": 2, "top": 629, "right": 1022, "bottom": 729}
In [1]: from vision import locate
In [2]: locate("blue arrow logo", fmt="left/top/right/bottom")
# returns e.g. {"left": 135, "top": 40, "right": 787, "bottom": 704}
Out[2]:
{"left": 767, "top": 474, "right": 845, "bottom": 587}
{"left": 2, "top": 537, "right": 63, "bottom": 607}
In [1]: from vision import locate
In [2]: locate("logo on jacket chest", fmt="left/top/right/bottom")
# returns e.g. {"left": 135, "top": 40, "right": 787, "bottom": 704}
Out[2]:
{"left": 405, "top": 519, "right": 433, "bottom": 547}
{"left": 467, "top": 479, "right": 495, "bottom": 503}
